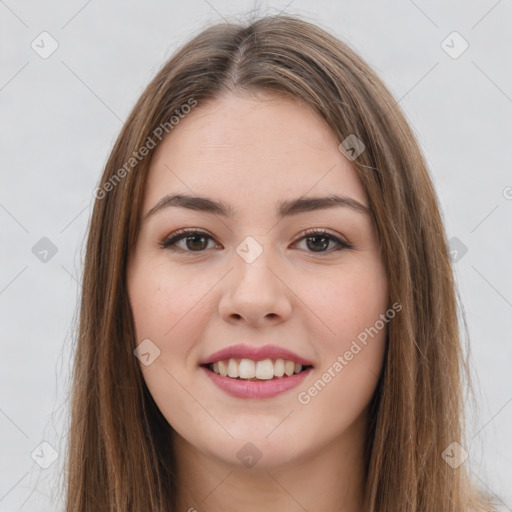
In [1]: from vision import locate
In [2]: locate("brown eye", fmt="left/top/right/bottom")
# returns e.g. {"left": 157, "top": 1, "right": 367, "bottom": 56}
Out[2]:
{"left": 182, "top": 234, "right": 209, "bottom": 251}
{"left": 160, "top": 230, "right": 218, "bottom": 252}
{"left": 305, "top": 234, "right": 330, "bottom": 252}
{"left": 294, "top": 229, "right": 352, "bottom": 254}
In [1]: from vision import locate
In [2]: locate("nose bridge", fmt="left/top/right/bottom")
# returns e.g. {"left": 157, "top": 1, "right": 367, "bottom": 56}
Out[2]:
{"left": 218, "top": 234, "right": 292, "bottom": 324}
{"left": 232, "top": 234, "right": 279, "bottom": 292}
{"left": 235, "top": 234, "right": 267, "bottom": 267}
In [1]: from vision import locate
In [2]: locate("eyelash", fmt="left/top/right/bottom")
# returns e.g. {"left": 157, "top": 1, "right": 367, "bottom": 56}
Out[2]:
{"left": 159, "top": 228, "right": 353, "bottom": 255}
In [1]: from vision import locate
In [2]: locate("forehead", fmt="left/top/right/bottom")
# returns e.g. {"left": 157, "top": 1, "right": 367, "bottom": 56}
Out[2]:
{"left": 144, "top": 92, "right": 368, "bottom": 214}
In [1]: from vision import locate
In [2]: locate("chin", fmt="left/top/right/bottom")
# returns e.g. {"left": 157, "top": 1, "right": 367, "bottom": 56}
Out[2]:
{"left": 213, "top": 439, "right": 306, "bottom": 471}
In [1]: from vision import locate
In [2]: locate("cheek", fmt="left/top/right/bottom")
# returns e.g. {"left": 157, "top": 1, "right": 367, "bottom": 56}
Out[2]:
{"left": 128, "top": 260, "right": 217, "bottom": 345}
{"left": 128, "top": 261, "right": 219, "bottom": 433}
{"left": 293, "top": 258, "right": 388, "bottom": 409}
{"left": 296, "top": 258, "right": 388, "bottom": 345}
{"left": 294, "top": 295, "right": 387, "bottom": 438}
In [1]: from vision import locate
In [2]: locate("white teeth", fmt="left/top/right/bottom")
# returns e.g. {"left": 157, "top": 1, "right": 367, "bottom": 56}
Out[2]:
{"left": 238, "top": 359, "right": 256, "bottom": 379}
{"left": 274, "top": 358, "right": 285, "bottom": 377}
{"left": 209, "top": 358, "right": 309, "bottom": 380}
{"left": 255, "top": 359, "right": 274, "bottom": 380}
{"left": 218, "top": 360, "right": 228, "bottom": 377}
{"left": 284, "top": 360, "right": 295, "bottom": 376}
{"left": 227, "top": 359, "right": 238, "bottom": 378}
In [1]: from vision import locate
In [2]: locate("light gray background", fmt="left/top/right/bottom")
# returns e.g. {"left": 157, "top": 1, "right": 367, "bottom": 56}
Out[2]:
{"left": 1, "top": 1, "right": 511, "bottom": 510}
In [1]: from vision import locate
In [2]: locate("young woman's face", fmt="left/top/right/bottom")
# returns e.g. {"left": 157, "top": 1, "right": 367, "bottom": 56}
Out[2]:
{"left": 127, "top": 92, "right": 389, "bottom": 469}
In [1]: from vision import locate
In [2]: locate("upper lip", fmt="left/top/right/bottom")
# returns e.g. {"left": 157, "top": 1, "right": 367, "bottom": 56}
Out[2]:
{"left": 200, "top": 344, "right": 314, "bottom": 366}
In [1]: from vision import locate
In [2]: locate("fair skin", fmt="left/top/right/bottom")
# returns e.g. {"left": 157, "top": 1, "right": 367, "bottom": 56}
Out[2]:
{"left": 127, "top": 91, "right": 389, "bottom": 512}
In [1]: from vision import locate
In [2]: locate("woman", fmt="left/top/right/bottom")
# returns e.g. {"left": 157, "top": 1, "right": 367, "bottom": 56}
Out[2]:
{"left": 65, "top": 13, "right": 496, "bottom": 511}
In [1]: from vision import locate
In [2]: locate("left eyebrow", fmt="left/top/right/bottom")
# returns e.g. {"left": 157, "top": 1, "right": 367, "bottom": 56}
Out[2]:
{"left": 277, "top": 194, "right": 370, "bottom": 216}
{"left": 144, "top": 192, "right": 371, "bottom": 220}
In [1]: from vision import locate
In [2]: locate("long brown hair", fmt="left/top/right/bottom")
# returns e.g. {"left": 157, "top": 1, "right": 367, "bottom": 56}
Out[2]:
{"left": 64, "top": 13, "right": 496, "bottom": 511}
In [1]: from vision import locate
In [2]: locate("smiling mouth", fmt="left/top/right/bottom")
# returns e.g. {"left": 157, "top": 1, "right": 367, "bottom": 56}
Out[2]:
{"left": 201, "top": 358, "right": 314, "bottom": 381}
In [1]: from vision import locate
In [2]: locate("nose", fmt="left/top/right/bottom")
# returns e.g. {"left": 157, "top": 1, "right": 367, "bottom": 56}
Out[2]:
{"left": 217, "top": 246, "right": 293, "bottom": 328}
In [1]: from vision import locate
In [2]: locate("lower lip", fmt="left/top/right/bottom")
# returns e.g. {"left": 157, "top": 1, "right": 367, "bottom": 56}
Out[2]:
{"left": 201, "top": 366, "right": 313, "bottom": 399}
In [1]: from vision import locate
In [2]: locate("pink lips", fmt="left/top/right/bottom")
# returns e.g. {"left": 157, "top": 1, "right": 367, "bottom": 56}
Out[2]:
{"left": 200, "top": 344, "right": 314, "bottom": 366}
{"left": 200, "top": 343, "right": 314, "bottom": 399}
{"left": 201, "top": 366, "right": 313, "bottom": 399}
